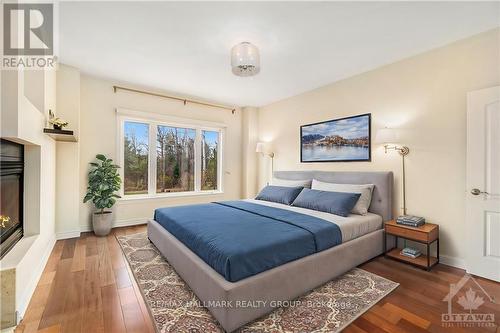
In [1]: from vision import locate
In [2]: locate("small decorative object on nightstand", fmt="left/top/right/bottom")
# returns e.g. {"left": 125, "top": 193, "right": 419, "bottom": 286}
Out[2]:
{"left": 384, "top": 220, "right": 439, "bottom": 271}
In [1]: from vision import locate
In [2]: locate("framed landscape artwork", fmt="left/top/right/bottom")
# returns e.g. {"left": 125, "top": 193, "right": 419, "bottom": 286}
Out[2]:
{"left": 301, "top": 113, "right": 371, "bottom": 162}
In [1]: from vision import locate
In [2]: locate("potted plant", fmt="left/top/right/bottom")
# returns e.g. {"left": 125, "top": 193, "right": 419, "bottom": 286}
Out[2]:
{"left": 83, "top": 154, "right": 121, "bottom": 236}
{"left": 48, "top": 110, "right": 69, "bottom": 130}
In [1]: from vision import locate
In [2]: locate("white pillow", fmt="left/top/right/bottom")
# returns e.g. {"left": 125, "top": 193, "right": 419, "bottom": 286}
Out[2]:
{"left": 311, "top": 179, "right": 374, "bottom": 215}
{"left": 272, "top": 178, "right": 312, "bottom": 189}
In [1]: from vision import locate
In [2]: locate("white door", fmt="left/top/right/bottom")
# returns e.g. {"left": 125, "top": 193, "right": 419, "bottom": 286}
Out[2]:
{"left": 466, "top": 86, "right": 500, "bottom": 282}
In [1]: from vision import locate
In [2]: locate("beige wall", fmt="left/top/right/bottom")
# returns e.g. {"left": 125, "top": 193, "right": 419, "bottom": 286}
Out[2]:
{"left": 55, "top": 65, "right": 81, "bottom": 238}
{"left": 258, "top": 29, "right": 500, "bottom": 264}
{"left": 78, "top": 75, "right": 243, "bottom": 230}
{"left": 241, "top": 106, "right": 259, "bottom": 198}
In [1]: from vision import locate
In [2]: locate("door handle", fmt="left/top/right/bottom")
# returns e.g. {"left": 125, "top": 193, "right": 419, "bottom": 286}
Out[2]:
{"left": 470, "top": 188, "right": 499, "bottom": 196}
{"left": 471, "top": 188, "right": 487, "bottom": 195}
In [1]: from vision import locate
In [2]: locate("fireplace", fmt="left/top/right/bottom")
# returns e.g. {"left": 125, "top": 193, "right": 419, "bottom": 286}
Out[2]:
{"left": 0, "top": 139, "right": 24, "bottom": 259}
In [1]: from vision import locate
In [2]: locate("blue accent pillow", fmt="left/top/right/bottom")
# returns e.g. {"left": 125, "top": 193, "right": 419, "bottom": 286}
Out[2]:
{"left": 292, "top": 189, "right": 361, "bottom": 217}
{"left": 255, "top": 186, "right": 304, "bottom": 205}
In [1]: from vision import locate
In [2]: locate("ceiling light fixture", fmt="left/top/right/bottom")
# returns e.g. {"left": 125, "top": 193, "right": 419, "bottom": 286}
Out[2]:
{"left": 231, "top": 42, "right": 260, "bottom": 77}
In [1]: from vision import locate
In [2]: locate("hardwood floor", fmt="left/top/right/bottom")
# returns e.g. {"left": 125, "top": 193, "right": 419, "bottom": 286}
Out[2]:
{"left": 16, "top": 225, "right": 499, "bottom": 333}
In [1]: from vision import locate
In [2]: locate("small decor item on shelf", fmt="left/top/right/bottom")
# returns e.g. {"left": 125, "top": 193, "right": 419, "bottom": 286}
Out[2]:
{"left": 401, "top": 247, "right": 421, "bottom": 259}
{"left": 397, "top": 215, "right": 425, "bottom": 227}
{"left": 83, "top": 154, "right": 122, "bottom": 236}
{"left": 48, "top": 109, "right": 69, "bottom": 130}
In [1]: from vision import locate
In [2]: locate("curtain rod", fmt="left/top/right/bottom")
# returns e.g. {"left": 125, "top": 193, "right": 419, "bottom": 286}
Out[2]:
{"left": 112, "top": 85, "right": 236, "bottom": 114}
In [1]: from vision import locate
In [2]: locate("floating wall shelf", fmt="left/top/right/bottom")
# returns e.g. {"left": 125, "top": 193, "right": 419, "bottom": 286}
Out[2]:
{"left": 43, "top": 128, "right": 77, "bottom": 142}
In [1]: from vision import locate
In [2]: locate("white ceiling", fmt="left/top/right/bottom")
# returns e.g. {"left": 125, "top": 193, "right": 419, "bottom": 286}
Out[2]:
{"left": 59, "top": 2, "right": 499, "bottom": 107}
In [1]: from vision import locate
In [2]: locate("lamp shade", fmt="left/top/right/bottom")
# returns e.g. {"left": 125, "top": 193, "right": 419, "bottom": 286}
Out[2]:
{"left": 255, "top": 142, "right": 265, "bottom": 153}
{"left": 375, "top": 128, "right": 399, "bottom": 144}
{"left": 231, "top": 42, "right": 260, "bottom": 77}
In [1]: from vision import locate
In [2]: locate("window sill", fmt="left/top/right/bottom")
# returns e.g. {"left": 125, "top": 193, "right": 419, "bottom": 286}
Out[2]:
{"left": 118, "top": 190, "right": 224, "bottom": 201}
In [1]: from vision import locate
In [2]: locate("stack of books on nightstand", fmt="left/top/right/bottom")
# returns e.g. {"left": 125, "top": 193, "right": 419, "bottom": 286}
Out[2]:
{"left": 396, "top": 215, "right": 425, "bottom": 227}
{"left": 401, "top": 247, "right": 421, "bottom": 259}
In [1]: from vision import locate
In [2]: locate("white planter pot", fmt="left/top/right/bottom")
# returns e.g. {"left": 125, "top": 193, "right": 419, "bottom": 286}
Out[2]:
{"left": 92, "top": 211, "right": 113, "bottom": 236}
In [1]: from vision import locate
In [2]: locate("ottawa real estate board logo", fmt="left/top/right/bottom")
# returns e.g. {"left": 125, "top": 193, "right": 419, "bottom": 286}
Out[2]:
{"left": 2, "top": 3, "right": 56, "bottom": 69}
{"left": 442, "top": 274, "right": 496, "bottom": 328}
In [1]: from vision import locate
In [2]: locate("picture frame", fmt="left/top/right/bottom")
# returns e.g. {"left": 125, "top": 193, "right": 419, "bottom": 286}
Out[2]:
{"left": 300, "top": 113, "right": 371, "bottom": 162}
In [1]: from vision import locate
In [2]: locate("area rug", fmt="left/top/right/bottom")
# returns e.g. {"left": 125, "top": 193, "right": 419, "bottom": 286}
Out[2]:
{"left": 117, "top": 232, "right": 399, "bottom": 333}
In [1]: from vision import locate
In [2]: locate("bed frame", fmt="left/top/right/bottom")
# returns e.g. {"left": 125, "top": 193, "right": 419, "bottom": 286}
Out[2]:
{"left": 148, "top": 171, "right": 393, "bottom": 332}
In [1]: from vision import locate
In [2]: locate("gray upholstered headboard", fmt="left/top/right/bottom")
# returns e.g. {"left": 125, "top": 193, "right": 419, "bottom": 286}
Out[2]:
{"left": 273, "top": 171, "right": 393, "bottom": 221}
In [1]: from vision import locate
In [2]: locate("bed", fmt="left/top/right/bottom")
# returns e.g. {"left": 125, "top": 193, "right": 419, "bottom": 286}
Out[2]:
{"left": 148, "top": 171, "right": 393, "bottom": 332}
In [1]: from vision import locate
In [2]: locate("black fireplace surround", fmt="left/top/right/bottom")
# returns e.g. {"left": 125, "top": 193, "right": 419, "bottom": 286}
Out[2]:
{"left": 0, "top": 139, "right": 24, "bottom": 259}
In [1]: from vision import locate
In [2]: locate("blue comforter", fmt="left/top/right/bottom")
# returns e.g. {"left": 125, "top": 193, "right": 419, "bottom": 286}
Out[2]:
{"left": 154, "top": 201, "right": 342, "bottom": 282}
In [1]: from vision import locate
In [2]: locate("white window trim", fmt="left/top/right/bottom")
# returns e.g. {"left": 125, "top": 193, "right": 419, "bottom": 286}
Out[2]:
{"left": 116, "top": 108, "right": 224, "bottom": 200}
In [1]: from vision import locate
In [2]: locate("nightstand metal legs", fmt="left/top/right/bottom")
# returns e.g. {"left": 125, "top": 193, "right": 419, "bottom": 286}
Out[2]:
{"left": 427, "top": 243, "right": 430, "bottom": 270}
{"left": 437, "top": 238, "right": 440, "bottom": 263}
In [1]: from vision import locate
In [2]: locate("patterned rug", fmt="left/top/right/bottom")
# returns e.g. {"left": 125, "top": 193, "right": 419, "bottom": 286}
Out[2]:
{"left": 117, "top": 232, "right": 399, "bottom": 333}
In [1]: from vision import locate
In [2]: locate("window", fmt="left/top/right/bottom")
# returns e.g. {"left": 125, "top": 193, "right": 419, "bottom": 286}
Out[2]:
{"left": 156, "top": 126, "right": 196, "bottom": 193}
{"left": 119, "top": 114, "right": 223, "bottom": 198}
{"left": 201, "top": 130, "right": 218, "bottom": 190}
{"left": 124, "top": 121, "right": 149, "bottom": 195}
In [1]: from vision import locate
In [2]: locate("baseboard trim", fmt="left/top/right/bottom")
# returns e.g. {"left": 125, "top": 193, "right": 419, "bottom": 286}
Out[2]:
{"left": 18, "top": 233, "right": 56, "bottom": 321}
{"left": 1, "top": 325, "right": 16, "bottom": 333}
{"left": 56, "top": 230, "right": 81, "bottom": 240}
{"left": 440, "top": 255, "right": 466, "bottom": 270}
{"left": 80, "top": 218, "right": 148, "bottom": 233}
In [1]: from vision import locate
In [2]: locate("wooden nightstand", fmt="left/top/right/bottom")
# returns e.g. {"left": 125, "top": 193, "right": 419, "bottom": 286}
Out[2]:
{"left": 384, "top": 220, "right": 439, "bottom": 271}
